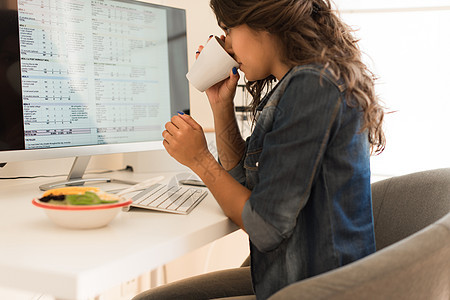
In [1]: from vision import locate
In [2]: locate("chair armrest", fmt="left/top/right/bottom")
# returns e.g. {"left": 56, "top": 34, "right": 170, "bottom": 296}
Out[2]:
{"left": 269, "top": 213, "right": 450, "bottom": 300}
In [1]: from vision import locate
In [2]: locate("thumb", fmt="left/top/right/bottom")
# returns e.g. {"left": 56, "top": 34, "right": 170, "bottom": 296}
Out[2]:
{"left": 178, "top": 112, "right": 202, "bottom": 131}
{"left": 227, "top": 67, "right": 240, "bottom": 89}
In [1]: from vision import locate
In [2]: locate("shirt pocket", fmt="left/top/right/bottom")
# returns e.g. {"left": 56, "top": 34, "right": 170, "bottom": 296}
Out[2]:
{"left": 244, "top": 148, "right": 262, "bottom": 190}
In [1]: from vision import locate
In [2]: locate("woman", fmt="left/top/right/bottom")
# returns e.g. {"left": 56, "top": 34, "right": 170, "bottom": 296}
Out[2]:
{"left": 134, "top": 0, "right": 385, "bottom": 299}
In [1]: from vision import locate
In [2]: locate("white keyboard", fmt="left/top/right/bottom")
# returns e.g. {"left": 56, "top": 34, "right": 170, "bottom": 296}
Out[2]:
{"left": 127, "top": 183, "right": 208, "bottom": 214}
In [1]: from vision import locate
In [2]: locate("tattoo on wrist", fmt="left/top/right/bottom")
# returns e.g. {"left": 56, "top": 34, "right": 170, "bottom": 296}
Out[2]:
{"left": 218, "top": 118, "right": 244, "bottom": 154}
{"left": 193, "top": 149, "right": 222, "bottom": 183}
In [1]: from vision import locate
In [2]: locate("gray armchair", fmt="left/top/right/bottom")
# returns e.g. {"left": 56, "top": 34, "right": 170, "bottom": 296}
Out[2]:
{"left": 229, "top": 168, "right": 450, "bottom": 299}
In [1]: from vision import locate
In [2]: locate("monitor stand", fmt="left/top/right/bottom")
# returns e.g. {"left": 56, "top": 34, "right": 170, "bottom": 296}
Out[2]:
{"left": 39, "top": 156, "right": 138, "bottom": 191}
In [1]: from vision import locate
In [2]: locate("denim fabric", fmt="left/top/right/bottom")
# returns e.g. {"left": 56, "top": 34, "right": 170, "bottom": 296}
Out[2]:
{"left": 228, "top": 65, "right": 376, "bottom": 299}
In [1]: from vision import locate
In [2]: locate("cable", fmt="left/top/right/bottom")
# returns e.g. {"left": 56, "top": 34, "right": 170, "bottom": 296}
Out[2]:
{"left": 0, "top": 166, "right": 133, "bottom": 180}
{"left": 0, "top": 174, "right": 66, "bottom": 180}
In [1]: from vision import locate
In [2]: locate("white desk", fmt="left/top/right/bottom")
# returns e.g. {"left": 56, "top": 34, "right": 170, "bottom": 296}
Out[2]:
{"left": 0, "top": 171, "right": 239, "bottom": 299}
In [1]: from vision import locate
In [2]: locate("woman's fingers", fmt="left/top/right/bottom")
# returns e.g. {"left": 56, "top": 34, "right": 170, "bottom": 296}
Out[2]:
{"left": 196, "top": 35, "right": 214, "bottom": 59}
{"left": 195, "top": 45, "right": 203, "bottom": 59}
{"left": 163, "top": 115, "right": 194, "bottom": 144}
{"left": 164, "top": 120, "right": 180, "bottom": 138}
{"left": 162, "top": 130, "right": 172, "bottom": 145}
{"left": 161, "top": 114, "right": 208, "bottom": 168}
{"left": 176, "top": 113, "right": 202, "bottom": 131}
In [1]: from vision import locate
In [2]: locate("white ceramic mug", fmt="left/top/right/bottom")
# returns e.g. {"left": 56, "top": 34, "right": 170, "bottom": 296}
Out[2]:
{"left": 186, "top": 36, "right": 239, "bottom": 92}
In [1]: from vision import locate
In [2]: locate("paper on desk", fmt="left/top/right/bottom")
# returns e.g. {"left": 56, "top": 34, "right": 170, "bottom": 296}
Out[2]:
{"left": 117, "top": 175, "right": 164, "bottom": 197}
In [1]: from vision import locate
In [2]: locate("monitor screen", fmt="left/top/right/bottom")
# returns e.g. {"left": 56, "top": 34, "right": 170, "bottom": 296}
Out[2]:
{"left": 0, "top": 0, "right": 189, "bottom": 164}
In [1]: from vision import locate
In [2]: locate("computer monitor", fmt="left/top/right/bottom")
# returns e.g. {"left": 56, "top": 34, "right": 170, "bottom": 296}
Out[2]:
{"left": 0, "top": 0, "right": 189, "bottom": 190}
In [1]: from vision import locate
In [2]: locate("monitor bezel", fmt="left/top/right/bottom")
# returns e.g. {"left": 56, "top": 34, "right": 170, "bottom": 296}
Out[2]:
{"left": 0, "top": 140, "right": 164, "bottom": 163}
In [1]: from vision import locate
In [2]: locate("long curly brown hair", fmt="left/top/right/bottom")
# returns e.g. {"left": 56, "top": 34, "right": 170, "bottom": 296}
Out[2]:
{"left": 210, "top": 0, "right": 385, "bottom": 154}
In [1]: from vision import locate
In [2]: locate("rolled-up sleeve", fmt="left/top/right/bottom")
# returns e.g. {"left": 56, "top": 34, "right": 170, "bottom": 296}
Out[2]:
{"left": 242, "top": 200, "right": 284, "bottom": 250}
{"left": 242, "top": 72, "right": 342, "bottom": 252}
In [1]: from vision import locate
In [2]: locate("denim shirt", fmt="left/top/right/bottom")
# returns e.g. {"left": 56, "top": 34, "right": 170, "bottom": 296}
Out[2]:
{"left": 228, "top": 65, "right": 376, "bottom": 299}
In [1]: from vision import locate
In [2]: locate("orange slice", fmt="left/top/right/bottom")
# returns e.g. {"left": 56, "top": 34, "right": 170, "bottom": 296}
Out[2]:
{"left": 42, "top": 186, "right": 101, "bottom": 197}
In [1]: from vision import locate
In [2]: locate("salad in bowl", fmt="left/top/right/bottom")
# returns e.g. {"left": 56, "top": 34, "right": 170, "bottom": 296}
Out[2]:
{"left": 33, "top": 187, "right": 132, "bottom": 229}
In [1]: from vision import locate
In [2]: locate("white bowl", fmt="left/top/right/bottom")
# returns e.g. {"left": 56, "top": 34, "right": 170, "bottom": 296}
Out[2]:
{"left": 32, "top": 198, "right": 132, "bottom": 229}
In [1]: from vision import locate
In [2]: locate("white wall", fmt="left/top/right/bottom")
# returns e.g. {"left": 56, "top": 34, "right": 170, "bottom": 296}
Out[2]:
{"left": 335, "top": 0, "right": 450, "bottom": 11}
{"left": 334, "top": 1, "right": 450, "bottom": 176}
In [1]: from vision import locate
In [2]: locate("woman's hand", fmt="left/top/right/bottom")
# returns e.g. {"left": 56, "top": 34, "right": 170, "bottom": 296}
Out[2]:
{"left": 205, "top": 67, "right": 240, "bottom": 108}
{"left": 162, "top": 113, "right": 212, "bottom": 169}
{"left": 196, "top": 35, "right": 240, "bottom": 109}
